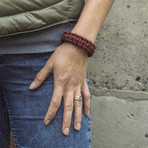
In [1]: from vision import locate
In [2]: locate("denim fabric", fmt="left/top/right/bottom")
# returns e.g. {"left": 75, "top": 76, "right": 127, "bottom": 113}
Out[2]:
{"left": 0, "top": 52, "right": 92, "bottom": 148}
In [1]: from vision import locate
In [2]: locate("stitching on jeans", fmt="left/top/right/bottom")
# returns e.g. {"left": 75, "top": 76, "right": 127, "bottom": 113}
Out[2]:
{"left": 3, "top": 91, "right": 19, "bottom": 148}
{"left": 2, "top": 96, "right": 8, "bottom": 148}
{"left": 3, "top": 100, "right": 10, "bottom": 148}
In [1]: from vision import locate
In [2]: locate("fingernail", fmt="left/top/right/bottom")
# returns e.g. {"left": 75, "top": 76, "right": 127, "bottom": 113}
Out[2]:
{"left": 75, "top": 123, "right": 81, "bottom": 130}
{"left": 87, "top": 111, "right": 90, "bottom": 116}
{"left": 64, "top": 127, "right": 69, "bottom": 135}
{"left": 44, "top": 119, "right": 51, "bottom": 126}
{"left": 29, "top": 81, "right": 36, "bottom": 89}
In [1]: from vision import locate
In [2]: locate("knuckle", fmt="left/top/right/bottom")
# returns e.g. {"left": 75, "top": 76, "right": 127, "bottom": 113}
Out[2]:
{"left": 84, "top": 97, "right": 90, "bottom": 106}
{"left": 75, "top": 115, "right": 82, "bottom": 121}
{"left": 69, "top": 78, "right": 77, "bottom": 85}
{"left": 85, "top": 93, "right": 91, "bottom": 101}
{"left": 85, "top": 105, "right": 90, "bottom": 111}
{"left": 35, "top": 74, "right": 43, "bottom": 82}
{"left": 52, "top": 99, "right": 61, "bottom": 108}
{"left": 65, "top": 103, "right": 73, "bottom": 111}
{"left": 75, "top": 100, "right": 82, "bottom": 106}
{"left": 45, "top": 60, "right": 52, "bottom": 68}
{"left": 85, "top": 98, "right": 90, "bottom": 104}
{"left": 47, "top": 112, "right": 54, "bottom": 120}
{"left": 56, "top": 77, "right": 68, "bottom": 86}
{"left": 84, "top": 98, "right": 90, "bottom": 108}
{"left": 63, "top": 119, "right": 71, "bottom": 126}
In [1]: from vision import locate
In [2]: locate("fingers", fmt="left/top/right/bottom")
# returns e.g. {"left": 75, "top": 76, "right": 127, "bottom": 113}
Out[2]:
{"left": 29, "top": 61, "right": 53, "bottom": 89}
{"left": 74, "top": 89, "right": 82, "bottom": 131}
{"left": 81, "top": 79, "right": 91, "bottom": 116}
{"left": 62, "top": 91, "right": 74, "bottom": 135}
{"left": 44, "top": 86, "right": 63, "bottom": 125}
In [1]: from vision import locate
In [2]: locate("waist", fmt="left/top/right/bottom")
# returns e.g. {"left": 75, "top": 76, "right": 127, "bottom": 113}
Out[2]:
{"left": 0, "top": 21, "right": 76, "bottom": 54}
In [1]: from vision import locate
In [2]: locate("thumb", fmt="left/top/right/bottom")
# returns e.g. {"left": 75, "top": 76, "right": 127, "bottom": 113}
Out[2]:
{"left": 29, "top": 60, "right": 53, "bottom": 90}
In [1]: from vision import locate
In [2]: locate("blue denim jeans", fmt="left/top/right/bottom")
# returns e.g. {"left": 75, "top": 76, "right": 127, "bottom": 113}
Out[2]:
{"left": 0, "top": 52, "right": 92, "bottom": 148}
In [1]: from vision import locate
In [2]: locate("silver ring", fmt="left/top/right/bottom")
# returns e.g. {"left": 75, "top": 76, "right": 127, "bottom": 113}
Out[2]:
{"left": 75, "top": 96, "right": 82, "bottom": 101}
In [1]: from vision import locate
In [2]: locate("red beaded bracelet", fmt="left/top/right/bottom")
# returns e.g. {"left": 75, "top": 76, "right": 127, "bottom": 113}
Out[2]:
{"left": 62, "top": 32, "right": 96, "bottom": 57}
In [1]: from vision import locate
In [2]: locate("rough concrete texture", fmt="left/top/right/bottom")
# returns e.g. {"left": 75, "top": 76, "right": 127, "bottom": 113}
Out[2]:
{"left": 88, "top": 0, "right": 148, "bottom": 148}
{"left": 88, "top": 0, "right": 148, "bottom": 94}
{"left": 91, "top": 93, "right": 148, "bottom": 148}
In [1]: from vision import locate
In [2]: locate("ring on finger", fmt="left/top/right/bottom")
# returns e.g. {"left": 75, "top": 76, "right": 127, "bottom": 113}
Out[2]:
{"left": 74, "top": 95, "right": 82, "bottom": 101}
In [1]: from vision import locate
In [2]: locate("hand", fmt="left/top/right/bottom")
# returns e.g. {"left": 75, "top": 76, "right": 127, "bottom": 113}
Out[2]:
{"left": 29, "top": 42, "right": 91, "bottom": 136}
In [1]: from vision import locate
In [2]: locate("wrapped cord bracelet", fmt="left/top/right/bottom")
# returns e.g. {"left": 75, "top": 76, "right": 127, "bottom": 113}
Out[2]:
{"left": 62, "top": 32, "right": 96, "bottom": 57}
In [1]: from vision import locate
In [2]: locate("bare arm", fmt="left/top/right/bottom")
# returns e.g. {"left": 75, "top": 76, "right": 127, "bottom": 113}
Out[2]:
{"left": 29, "top": 0, "right": 114, "bottom": 136}
{"left": 72, "top": 0, "right": 115, "bottom": 43}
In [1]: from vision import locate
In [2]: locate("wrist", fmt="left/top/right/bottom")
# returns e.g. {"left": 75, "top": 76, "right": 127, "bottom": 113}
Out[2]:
{"left": 71, "top": 28, "right": 97, "bottom": 44}
{"left": 62, "top": 42, "right": 88, "bottom": 58}
{"left": 62, "top": 32, "right": 96, "bottom": 57}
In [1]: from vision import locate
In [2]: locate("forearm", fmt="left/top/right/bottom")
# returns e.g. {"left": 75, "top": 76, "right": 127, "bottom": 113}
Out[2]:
{"left": 72, "top": 0, "right": 115, "bottom": 43}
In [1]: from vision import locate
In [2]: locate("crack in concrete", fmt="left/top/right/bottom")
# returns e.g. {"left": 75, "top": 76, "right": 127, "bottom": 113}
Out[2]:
{"left": 91, "top": 89, "right": 148, "bottom": 101}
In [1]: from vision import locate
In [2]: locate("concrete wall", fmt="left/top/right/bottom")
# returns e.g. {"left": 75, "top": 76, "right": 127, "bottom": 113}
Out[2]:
{"left": 89, "top": 1, "right": 148, "bottom": 148}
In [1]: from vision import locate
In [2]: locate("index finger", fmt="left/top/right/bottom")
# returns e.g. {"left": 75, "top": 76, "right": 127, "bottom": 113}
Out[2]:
{"left": 44, "top": 86, "right": 63, "bottom": 125}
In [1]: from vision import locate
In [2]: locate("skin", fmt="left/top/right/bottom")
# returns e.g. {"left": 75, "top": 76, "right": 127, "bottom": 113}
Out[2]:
{"left": 28, "top": 0, "right": 115, "bottom": 136}
{"left": 10, "top": 0, "right": 115, "bottom": 146}
{"left": 10, "top": 131, "right": 14, "bottom": 148}
{"left": 28, "top": 1, "right": 115, "bottom": 139}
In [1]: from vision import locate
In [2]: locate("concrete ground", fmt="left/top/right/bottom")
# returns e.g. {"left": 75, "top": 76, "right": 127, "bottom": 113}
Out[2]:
{"left": 88, "top": 0, "right": 148, "bottom": 148}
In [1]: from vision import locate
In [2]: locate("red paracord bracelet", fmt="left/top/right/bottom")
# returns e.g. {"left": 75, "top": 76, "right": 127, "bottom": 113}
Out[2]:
{"left": 62, "top": 32, "right": 96, "bottom": 57}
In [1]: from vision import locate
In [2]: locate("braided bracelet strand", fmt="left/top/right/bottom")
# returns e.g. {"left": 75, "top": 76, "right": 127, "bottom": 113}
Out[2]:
{"left": 62, "top": 32, "right": 96, "bottom": 57}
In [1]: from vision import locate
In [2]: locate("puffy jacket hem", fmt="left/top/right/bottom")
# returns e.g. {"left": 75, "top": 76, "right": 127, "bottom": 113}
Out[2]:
{"left": 0, "top": 19, "right": 77, "bottom": 38}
